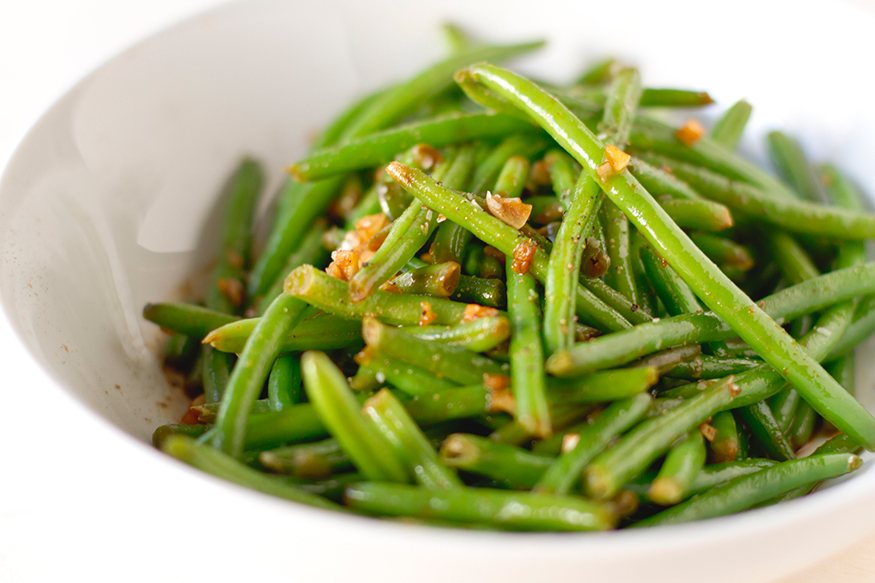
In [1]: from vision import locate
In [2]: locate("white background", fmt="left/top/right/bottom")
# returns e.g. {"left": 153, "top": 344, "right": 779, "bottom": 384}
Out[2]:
{"left": 3, "top": 1, "right": 875, "bottom": 581}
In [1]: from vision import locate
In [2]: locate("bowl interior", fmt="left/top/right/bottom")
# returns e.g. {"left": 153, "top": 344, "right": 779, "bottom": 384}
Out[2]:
{"left": 3, "top": 0, "right": 875, "bottom": 580}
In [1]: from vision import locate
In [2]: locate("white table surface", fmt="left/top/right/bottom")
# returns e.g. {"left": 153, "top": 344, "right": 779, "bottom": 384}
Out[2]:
{"left": 2, "top": 1, "right": 875, "bottom": 581}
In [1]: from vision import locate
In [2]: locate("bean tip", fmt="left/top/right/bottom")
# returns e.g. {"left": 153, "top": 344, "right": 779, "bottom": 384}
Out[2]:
{"left": 849, "top": 454, "right": 863, "bottom": 471}
{"left": 283, "top": 264, "right": 315, "bottom": 296}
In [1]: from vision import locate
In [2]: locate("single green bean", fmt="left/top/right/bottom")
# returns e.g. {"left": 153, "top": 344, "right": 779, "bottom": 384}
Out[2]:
{"left": 632, "top": 453, "right": 862, "bottom": 527}
{"left": 344, "top": 482, "right": 616, "bottom": 531}
{"left": 143, "top": 303, "right": 238, "bottom": 339}
{"left": 362, "top": 318, "right": 507, "bottom": 386}
{"left": 211, "top": 293, "right": 308, "bottom": 457}
{"left": 256, "top": 219, "right": 329, "bottom": 314}
{"left": 709, "top": 99, "right": 752, "bottom": 150}
{"left": 689, "top": 232, "right": 754, "bottom": 272}
{"left": 162, "top": 435, "right": 339, "bottom": 510}
{"left": 267, "top": 354, "right": 302, "bottom": 412}
{"left": 289, "top": 112, "right": 535, "bottom": 182}
{"left": 363, "top": 389, "right": 463, "bottom": 490}
{"left": 404, "top": 315, "right": 511, "bottom": 353}
{"left": 353, "top": 346, "right": 459, "bottom": 396}
{"left": 301, "top": 351, "right": 409, "bottom": 482}
{"left": 204, "top": 312, "right": 362, "bottom": 354}
{"left": 629, "top": 157, "right": 703, "bottom": 201}
{"left": 639, "top": 245, "right": 701, "bottom": 316}
{"left": 767, "top": 131, "right": 825, "bottom": 202}
{"left": 284, "top": 265, "right": 468, "bottom": 325}
{"left": 493, "top": 155, "right": 529, "bottom": 197}
{"left": 391, "top": 261, "right": 461, "bottom": 298}
{"left": 708, "top": 410, "right": 740, "bottom": 463}
{"left": 736, "top": 401, "right": 795, "bottom": 461}
{"left": 205, "top": 158, "right": 264, "bottom": 314}
{"left": 547, "top": 367, "right": 658, "bottom": 404}
{"left": 451, "top": 275, "right": 507, "bottom": 309}
{"left": 258, "top": 438, "right": 351, "bottom": 479}
{"left": 440, "top": 433, "right": 554, "bottom": 489}
{"left": 648, "top": 429, "right": 707, "bottom": 505}
{"left": 660, "top": 198, "right": 733, "bottom": 232}
{"left": 664, "top": 355, "right": 761, "bottom": 380}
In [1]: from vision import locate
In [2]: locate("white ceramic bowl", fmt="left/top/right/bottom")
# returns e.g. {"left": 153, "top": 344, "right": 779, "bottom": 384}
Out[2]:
{"left": 4, "top": 1, "right": 875, "bottom": 581}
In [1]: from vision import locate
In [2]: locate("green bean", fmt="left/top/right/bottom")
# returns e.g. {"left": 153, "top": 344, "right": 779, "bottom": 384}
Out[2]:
{"left": 493, "top": 155, "right": 529, "bottom": 197}
{"left": 736, "top": 401, "right": 795, "bottom": 461}
{"left": 210, "top": 293, "right": 309, "bottom": 457}
{"left": 815, "top": 433, "right": 863, "bottom": 456}
{"left": 204, "top": 312, "right": 362, "bottom": 354}
{"left": 826, "top": 294, "right": 875, "bottom": 360}
{"left": 788, "top": 402, "right": 817, "bottom": 450}
{"left": 362, "top": 318, "right": 507, "bottom": 386}
{"left": 152, "top": 423, "right": 209, "bottom": 447}
{"left": 384, "top": 163, "right": 634, "bottom": 332}
{"left": 629, "top": 157, "right": 703, "bottom": 201}
{"left": 631, "top": 345, "right": 701, "bottom": 375}
{"left": 689, "top": 232, "right": 754, "bottom": 272}
{"left": 825, "top": 353, "right": 855, "bottom": 396}
{"left": 505, "top": 255, "right": 550, "bottom": 437}
{"left": 405, "top": 316, "right": 511, "bottom": 353}
{"left": 256, "top": 220, "right": 329, "bottom": 314}
{"left": 652, "top": 156, "right": 875, "bottom": 240}
{"left": 363, "top": 389, "right": 463, "bottom": 490}
{"left": 353, "top": 346, "right": 458, "bottom": 396}
{"left": 489, "top": 405, "right": 592, "bottom": 447}
{"left": 192, "top": 399, "right": 272, "bottom": 422}
{"left": 285, "top": 264, "right": 468, "bottom": 325}
{"left": 289, "top": 113, "right": 534, "bottom": 182}
{"left": 664, "top": 356, "right": 761, "bottom": 380}
{"left": 162, "top": 435, "right": 339, "bottom": 510}
{"left": 632, "top": 453, "right": 862, "bottom": 527}
{"left": 547, "top": 262, "right": 875, "bottom": 376}
{"left": 535, "top": 393, "right": 652, "bottom": 496}
{"left": 626, "top": 458, "right": 777, "bottom": 497}
{"left": 707, "top": 410, "right": 740, "bottom": 463}
{"left": 575, "top": 58, "right": 620, "bottom": 85}
{"left": 267, "top": 354, "right": 302, "bottom": 412}
{"left": 202, "top": 347, "right": 233, "bottom": 403}
{"left": 597, "top": 69, "right": 644, "bottom": 308}
{"left": 440, "top": 434, "right": 554, "bottom": 489}
{"left": 391, "top": 261, "right": 460, "bottom": 298}
{"left": 547, "top": 367, "right": 658, "bottom": 404}
{"left": 639, "top": 245, "right": 701, "bottom": 316}
{"left": 404, "top": 384, "right": 510, "bottom": 425}
{"left": 205, "top": 158, "right": 264, "bottom": 314}
{"left": 143, "top": 302, "right": 238, "bottom": 340}
{"left": 648, "top": 429, "right": 707, "bottom": 505}
{"left": 470, "top": 134, "right": 550, "bottom": 195}
{"left": 451, "top": 275, "right": 506, "bottom": 309}
{"left": 769, "top": 388, "right": 801, "bottom": 433}
{"left": 766, "top": 230, "right": 820, "bottom": 285}
{"left": 660, "top": 198, "right": 733, "bottom": 232}
{"left": 344, "top": 482, "right": 616, "bottom": 531}
{"left": 249, "top": 177, "right": 346, "bottom": 299}
{"left": 709, "top": 100, "right": 752, "bottom": 150}
{"left": 767, "top": 131, "right": 824, "bottom": 202}
{"left": 162, "top": 333, "right": 200, "bottom": 370}
{"left": 638, "top": 88, "right": 714, "bottom": 108}
{"left": 543, "top": 174, "right": 600, "bottom": 352}
{"left": 259, "top": 438, "right": 351, "bottom": 479}
{"left": 580, "top": 275, "right": 654, "bottom": 325}
{"left": 583, "top": 376, "right": 739, "bottom": 500}
{"left": 301, "top": 351, "right": 409, "bottom": 482}
{"left": 545, "top": 149, "right": 579, "bottom": 204}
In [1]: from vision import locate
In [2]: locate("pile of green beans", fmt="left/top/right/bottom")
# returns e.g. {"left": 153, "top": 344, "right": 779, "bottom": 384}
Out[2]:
{"left": 146, "top": 28, "right": 875, "bottom": 532}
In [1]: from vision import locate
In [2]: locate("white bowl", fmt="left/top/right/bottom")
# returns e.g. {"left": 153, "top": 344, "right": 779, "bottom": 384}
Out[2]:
{"left": 3, "top": 1, "right": 875, "bottom": 581}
